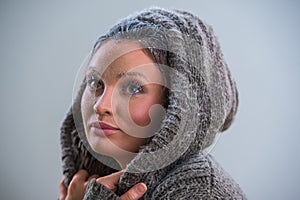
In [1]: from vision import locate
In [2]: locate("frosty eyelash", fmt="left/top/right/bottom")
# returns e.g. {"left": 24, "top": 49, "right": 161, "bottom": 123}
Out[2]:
{"left": 85, "top": 70, "right": 104, "bottom": 92}
{"left": 121, "top": 79, "right": 145, "bottom": 96}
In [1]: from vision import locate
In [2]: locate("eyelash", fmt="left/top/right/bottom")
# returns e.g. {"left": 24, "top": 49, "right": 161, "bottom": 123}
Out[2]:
{"left": 86, "top": 74, "right": 144, "bottom": 97}
{"left": 86, "top": 75, "right": 104, "bottom": 92}
{"left": 121, "top": 79, "right": 144, "bottom": 96}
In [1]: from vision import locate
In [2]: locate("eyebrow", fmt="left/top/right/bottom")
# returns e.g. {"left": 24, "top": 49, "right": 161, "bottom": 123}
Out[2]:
{"left": 118, "top": 71, "right": 148, "bottom": 81}
{"left": 86, "top": 66, "right": 100, "bottom": 75}
{"left": 87, "top": 66, "right": 149, "bottom": 81}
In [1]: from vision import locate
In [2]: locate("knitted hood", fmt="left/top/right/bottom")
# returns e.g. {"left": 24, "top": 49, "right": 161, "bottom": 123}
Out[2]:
{"left": 60, "top": 7, "right": 238, "bottom": 187}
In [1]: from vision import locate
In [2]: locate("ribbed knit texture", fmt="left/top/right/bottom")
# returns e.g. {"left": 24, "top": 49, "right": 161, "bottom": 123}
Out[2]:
{"left": 61, "top": 7, "right": 246, "bottom": 199}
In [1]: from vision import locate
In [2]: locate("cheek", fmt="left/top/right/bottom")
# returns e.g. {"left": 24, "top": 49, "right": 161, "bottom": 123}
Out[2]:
{"left": 81, "top": 88, "right": 94, "bottom": 122}
{"left": 130, "top": 104, "right": 151, "bottom": 126}
{"left": 129, "top": 97, "right": 160, "bottom": 127}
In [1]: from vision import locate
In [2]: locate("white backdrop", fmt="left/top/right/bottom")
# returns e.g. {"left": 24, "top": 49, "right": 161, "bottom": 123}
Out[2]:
{"left": 0, "top": 1, "right": 299, "bottom": 199}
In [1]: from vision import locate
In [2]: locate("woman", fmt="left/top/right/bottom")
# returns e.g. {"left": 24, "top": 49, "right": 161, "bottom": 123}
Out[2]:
{"left": 60, "top": 7, "right": 247, "bottom": 199}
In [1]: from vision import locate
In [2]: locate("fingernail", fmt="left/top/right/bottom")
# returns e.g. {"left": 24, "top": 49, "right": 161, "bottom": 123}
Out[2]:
{"left": 137, "top": 184, "right": 147, "bottom": 194}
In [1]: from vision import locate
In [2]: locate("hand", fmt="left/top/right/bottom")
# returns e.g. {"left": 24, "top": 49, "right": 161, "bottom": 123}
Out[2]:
{"left": 96, "top": 170, "right": 147, "bottom": 200}
{"left": 59, "top": 170, "right": 98, "bottom": 200}
{"left": 59, "top": 170, "right": 147, "bottom": 200}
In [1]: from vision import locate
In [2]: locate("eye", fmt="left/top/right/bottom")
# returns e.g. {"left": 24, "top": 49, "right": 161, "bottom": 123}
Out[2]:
{"left": 87, "top": 75, "right": 104, "bottom": 92}
{"left": 122, "top": 80, "right": 144, "bottom": 96}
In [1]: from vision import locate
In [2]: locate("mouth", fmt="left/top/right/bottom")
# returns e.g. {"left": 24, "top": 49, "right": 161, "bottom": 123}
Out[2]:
{"left": 90, "top": 121, "right": 120, "bottom": 136}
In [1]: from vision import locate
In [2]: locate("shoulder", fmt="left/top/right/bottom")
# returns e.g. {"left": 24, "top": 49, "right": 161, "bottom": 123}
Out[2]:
{"left": 151, "top": 154, "right": 247, "bottom": 199}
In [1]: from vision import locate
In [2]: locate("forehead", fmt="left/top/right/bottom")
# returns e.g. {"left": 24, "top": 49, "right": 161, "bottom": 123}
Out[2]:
{"left": 88, "top": 40, "right": 161, "bottom": 80}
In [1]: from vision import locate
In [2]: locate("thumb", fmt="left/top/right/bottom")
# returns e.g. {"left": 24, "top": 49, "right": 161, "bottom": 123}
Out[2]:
{"left": 120, "top": 183, "right": 147, "bottom": 200}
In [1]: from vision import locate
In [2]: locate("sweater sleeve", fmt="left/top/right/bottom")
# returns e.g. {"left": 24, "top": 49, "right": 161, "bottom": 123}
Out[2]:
{"left": 83, "top": 179, "right": 120, "bottom": 200}
{"left": 150, "top": 177, "right": 211, "bottom": 199}
{"left": 150, "top": 157, "right": 247, "bottom": 200}
{"left": 150, "top": 175, "right": 246, "bottom": 200}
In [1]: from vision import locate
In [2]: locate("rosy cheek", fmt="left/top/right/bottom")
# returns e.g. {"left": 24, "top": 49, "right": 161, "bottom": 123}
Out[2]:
{"left": 129, "top": 100, "right": 153, "bottom": 127}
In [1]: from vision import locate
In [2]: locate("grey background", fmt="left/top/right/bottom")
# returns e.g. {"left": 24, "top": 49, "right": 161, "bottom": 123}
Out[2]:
{"left": 0, "top": 0, "right": 299, "bottom": 199}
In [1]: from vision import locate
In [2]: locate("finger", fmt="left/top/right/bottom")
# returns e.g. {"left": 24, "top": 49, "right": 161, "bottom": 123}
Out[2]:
{"left": 83, "top": 174, "right": 100, "bottom": 190}
{"left": 88, "top": 174, "right": 100, "bottom": 182}
{"left": 97, "top": 170, "right": 124, "bottom": 191}
{"left": 72, "top": 169, "right": 89, "bottom": 182}
{"left": 59, "top": 177, "right": 67, "bottom": 200}
{"left": 120, "top": 183, "right": 147, "bottom": 200}
{"left": 68, "top": 170, "right": 89, "bottom": 193}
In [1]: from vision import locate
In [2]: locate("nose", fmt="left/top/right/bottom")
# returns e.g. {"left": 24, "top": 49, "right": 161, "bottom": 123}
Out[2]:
{"left": 93, "top": 87, "right": 113, "bottom": 118}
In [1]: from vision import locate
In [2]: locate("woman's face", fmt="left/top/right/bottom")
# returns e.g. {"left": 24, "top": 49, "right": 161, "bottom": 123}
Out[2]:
{"left": 81, "top": 40, "right": 166, "bottom": 167}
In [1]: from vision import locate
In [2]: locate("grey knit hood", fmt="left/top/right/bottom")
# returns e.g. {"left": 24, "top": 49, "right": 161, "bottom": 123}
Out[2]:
{"left": 61, "top": 7, "right": 238, "bottom": 189}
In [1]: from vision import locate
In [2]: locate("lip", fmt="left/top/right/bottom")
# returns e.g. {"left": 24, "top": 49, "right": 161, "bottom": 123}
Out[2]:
{"left": 90, "top": 121, "right": 119, "bottom": 136}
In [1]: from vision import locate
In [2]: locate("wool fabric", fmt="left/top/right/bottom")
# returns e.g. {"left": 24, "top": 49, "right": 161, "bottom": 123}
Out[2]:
{"left": 60, "top": 7, "right": 246, "bottom": 199}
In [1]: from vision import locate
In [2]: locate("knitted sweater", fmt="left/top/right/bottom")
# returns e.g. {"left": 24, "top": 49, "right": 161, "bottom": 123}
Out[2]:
{"left": 60, "top": 7, "right": 247, "bottom": 199}
{"left": 83, "top": 154, "right": 245, "bottom": 199}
